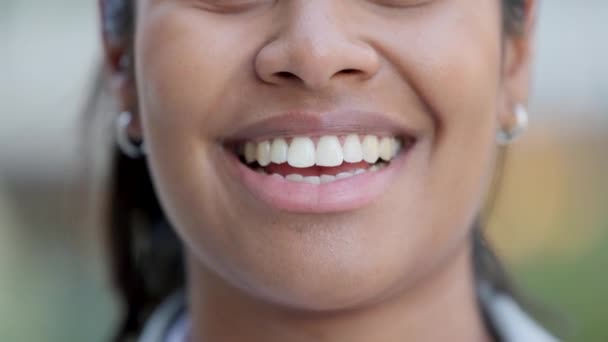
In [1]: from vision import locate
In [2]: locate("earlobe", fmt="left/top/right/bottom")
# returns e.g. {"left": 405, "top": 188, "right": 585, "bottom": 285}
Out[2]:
{"left": 105, "top": 52, "right": 142, "bottom": 140}
{"left": 108, "top": 65, "right": 143, "bottom": 140}
{"left": 499, "top": 0, "right": 538, "bottom": 141}
{"left": 99, "top": 0, "right": 142, "bottom": 139}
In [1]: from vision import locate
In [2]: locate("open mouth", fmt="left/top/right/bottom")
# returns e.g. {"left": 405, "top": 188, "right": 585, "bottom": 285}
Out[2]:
{"left": 232, "top": 134, "right": 414, "bottom": 184}
{"left": 220, "top": 111, "right": 418, "bottom": 213}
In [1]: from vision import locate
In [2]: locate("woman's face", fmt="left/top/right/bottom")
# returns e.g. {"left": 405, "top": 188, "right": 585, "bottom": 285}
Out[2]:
{"left": 128, "top": 0, "right": 525, "bottom": 309}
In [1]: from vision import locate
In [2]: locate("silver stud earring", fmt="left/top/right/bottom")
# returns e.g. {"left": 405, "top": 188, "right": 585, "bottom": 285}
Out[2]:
{"left": 496, "top": 104, "right": 529, "bottom": 145}
{"left": 116, "top": 111, "right": 146, "bottom": 158}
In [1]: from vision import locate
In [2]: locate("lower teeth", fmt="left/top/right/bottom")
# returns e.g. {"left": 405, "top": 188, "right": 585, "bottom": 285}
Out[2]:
{"left": 256, "top": 162, "right": 388, "bottom": 184}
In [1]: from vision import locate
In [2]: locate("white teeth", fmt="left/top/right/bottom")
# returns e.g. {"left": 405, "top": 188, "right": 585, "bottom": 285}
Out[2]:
{"left": 320, "top": 174, "right": 336, "bottom": 183}
{"left": 243, "top": 135, "right": 403, "bottom": 166}
{"left": 303, "top": 176, "right": 321, "bottom": 185}
{"left": 392, "top": 137, "right": 402, "bottom": 157}
{"left": 261, "top": 163, "right": 387, "bottom": 183}
{"left": 336, "top": 172, "right": 354, "bottom": 179}
{"left": 288, "top": 137, "right": 316, "bottom": 168}
{"left": 270, "top": 138, "right": 288, "bottom": 164}
{"left": 315, "top": 136, "right": 343, "bottom": 167}
{"left": 379, "top": 137, "right": 393, "bottom": 161}
{"left": 244, "top": 142, "right": 257, "bottom": 164}
{"left": 343, "top": 134, "right": 363, "bottom": 163}
{"left": 286, "top": 174, "right": 304, "bottom": 181}
{"left": 256, "top": 140, "right": 271, "bottom": 167}
{"left": 283, "top": 172, "right": 354, "bottom": 184}
{"left": 361, "top": 135, "right": 379, "bottom": 163}
{"left": 272, "top": 166, "right": 383, "bottom": 184}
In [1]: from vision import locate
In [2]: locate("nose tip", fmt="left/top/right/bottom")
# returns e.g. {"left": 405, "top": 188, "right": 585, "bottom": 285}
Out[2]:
{"left": 254, "top": 24, "right": 380, "bottom": 90}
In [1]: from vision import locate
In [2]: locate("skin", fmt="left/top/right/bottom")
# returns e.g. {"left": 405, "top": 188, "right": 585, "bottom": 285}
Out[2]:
{"left": 104, "top": 0, "right": 536, "bottom": 341}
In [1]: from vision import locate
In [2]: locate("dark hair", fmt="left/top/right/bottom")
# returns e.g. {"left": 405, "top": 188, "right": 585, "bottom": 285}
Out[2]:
{"left": 94, "top": 1, "right": 528, "bottom": 341}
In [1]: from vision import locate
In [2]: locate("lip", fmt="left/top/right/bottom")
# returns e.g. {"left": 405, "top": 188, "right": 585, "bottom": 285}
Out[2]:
{"left": 222, "top": 110, "right": 418, "bottom": 143}
{"left": 222, "top": 147, "right": 410, "bottom": 213}
{"left": 217, "top": 110, "right": 416, "bottom": 213}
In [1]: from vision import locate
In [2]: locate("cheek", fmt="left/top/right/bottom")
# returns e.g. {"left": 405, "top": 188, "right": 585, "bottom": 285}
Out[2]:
{"left": 376, "top": 2, "right": 503, "bottom": 247}
{"left": 421, "top": 6, "right": 502, "bottom": 222}
{"left": 132, "top": 4, "right": 263, "bottom": 224}
{"left": 379, "top": 2, "right": 503, "bottom": 143}
{"left": 134, "top": 4, "right": 261, "bottom": 141}
{"left": 132, "top": 6, "right": 248, "bottom": 254}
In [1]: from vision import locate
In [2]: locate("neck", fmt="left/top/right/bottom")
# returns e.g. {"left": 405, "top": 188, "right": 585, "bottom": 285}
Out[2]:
{"left": 185, "top": 242, "right": 492, "bottom": 342}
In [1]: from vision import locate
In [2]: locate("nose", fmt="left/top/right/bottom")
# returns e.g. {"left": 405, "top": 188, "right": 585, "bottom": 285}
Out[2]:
{"left": 254, "top": 2, "right": 380, "bottom": 90}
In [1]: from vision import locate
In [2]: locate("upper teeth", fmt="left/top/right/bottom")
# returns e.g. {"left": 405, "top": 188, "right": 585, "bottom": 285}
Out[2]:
{"left": 242, "top": 134, "right": 402, "bottom": 168}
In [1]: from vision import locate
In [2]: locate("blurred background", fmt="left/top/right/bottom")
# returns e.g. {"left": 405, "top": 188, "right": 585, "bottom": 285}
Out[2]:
{"left": 1, "top": 0, "right": 606, "bottom": 341}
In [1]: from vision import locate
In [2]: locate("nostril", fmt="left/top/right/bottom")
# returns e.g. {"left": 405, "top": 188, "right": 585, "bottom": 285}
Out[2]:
{"left": 267, "top": 68, "right": 365, "bottom": 87}
{"left": 336, "top": 69, "right": 368, "bottom": 80}
{"left": 341, "top": 69, "right": 360, "bottom": 75}
{"left": 275, "top": 71, "right": 298, "bottom": 80}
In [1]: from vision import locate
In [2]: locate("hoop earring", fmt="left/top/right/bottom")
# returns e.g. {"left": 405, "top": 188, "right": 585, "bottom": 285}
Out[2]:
{"left": 116, "top": 111, "right": 146, "bottom": 158}
{"left": 496, "top": 104, "right": 529, "bottom": 145}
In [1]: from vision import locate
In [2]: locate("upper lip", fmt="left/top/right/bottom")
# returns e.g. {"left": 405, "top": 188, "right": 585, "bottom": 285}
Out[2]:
{"left": 222, "top": 110, "right": 419, "bottom": 143}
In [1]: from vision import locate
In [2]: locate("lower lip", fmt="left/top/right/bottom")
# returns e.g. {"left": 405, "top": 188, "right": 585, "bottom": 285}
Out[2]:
{"left": 222, "top": 148, "right": 412, "bottom": 214}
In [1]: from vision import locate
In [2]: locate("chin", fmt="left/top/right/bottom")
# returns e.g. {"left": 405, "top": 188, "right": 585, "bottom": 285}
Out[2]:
{"left": 189, "top": 210, "right": 439, "bottom": 313}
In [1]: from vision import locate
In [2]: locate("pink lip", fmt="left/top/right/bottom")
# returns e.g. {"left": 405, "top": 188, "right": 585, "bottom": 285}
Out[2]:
{"left": 222, "top": 110, "right": 418, "bottom": 143}
{"left": 223, "top": 150, "right": 410, "bottom": 213}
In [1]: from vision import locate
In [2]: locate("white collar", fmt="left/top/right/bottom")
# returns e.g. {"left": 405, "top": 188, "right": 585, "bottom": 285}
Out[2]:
{"left": 478, "top": 282, "right": 558, "bottom": 342}
{"left": 140, "top": 286, "right": 559, "bottom": 342}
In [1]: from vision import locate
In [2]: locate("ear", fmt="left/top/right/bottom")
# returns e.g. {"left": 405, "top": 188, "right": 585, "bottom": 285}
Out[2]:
{"left": 500, "top": 0, "right": 539, "bottom": 120}
{"left": 99, "top": 0, "right": 143, "bottom": 140}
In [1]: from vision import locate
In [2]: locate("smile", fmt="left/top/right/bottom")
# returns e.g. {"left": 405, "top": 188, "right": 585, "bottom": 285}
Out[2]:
{"left": 222, "top": 111, "right": 418, "bottom": 213}
{"left": 238, "top": 134, "right": 404, "bottom": 184}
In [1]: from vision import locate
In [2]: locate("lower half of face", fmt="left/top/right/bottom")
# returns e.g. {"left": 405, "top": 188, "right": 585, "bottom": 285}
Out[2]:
{"left": 134, "top": 0, "right": 503, "bottom": 310}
